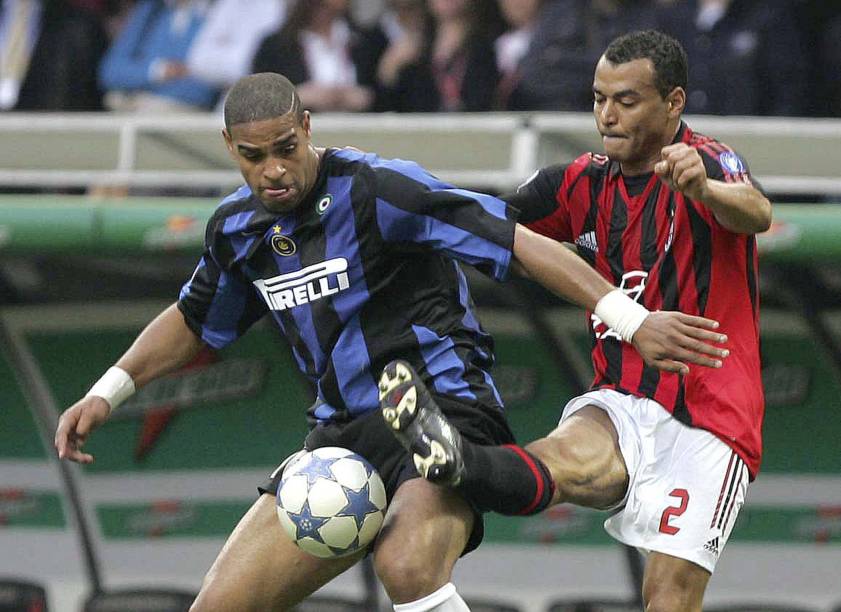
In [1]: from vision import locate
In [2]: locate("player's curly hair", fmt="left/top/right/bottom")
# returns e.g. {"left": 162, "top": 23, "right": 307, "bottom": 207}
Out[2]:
{"left": 604, "top": 30, "right": 688, "bottom": 99}
{"left": 223, "top": 73, "right": 304, "bottom": 130}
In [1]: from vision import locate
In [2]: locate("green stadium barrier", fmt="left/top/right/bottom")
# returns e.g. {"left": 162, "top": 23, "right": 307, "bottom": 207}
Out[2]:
{"left": 1, "top": 196, "right": 840, "bottom": 261}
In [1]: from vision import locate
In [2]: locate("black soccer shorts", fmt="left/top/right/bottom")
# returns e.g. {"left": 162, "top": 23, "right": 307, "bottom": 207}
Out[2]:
{"left": 259, "top": 395, "right": 515, "bottom": 554}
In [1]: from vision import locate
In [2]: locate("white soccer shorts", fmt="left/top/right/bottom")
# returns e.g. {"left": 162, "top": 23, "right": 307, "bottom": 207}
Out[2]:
{"left": 560, "top": 388, "right": 750, "bottom": 573}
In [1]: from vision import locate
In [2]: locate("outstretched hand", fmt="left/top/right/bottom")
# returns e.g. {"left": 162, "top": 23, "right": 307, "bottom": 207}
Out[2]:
{"left": 54, "top": 396, "right": 112, "bottom": 463}
{"left": 632, "top": 311, "right": 728, "bottom": 375}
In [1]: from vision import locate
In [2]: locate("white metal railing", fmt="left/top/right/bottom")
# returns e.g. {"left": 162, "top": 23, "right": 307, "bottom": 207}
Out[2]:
{"left": 1, "top": 112, "right": 839, "bottom": 195}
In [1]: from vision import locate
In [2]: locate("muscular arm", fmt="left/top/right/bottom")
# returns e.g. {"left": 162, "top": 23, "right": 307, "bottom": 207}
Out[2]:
{"left": 655, "top": 143, "right": 772, "bottom": 235}
{"left": 512, "top": 224, "right": 613, "bottom": 309}
{"left": 115, "top": 302, "right": 206, "bottom": 388}
{"left": 55, "top": 303, "right": 205, "bottom": 462}
{"left": 694, "top": 180, "right": 772, "bottom": 235}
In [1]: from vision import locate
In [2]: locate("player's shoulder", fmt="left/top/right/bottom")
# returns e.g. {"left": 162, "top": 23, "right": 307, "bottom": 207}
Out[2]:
{"left": 573, "top": 151, "right": 612, "bottom": 181}
{"left": 330, "top": 147, "right": 449, "bottom": 196}
{"left": 207, "top": 184, "right": 260, "bottom": 231}
{"left": 685, "top": 125, "right": 752, "bottom": 177}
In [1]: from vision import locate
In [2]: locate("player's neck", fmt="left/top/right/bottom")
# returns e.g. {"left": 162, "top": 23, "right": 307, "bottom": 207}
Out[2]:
{"left": 620, "top": 155, "right": 658, "bottom": 177}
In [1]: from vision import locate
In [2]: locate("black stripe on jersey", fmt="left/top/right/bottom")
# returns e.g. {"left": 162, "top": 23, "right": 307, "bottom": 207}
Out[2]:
{"left": 606, "top": 184, "right": 628, "bottom": 283}
{"left": 281, "top": 309, "right": 319, "bottom": 380}
{"left": 603, "top": 184, "right": 628, "bottom": 385}
{"left": 297, "top": 213, "right": 347, "bottom": 412}
{"left": 655, "top": 199, "right": 689, "bottom": 419}
{"left": 746, "top": 237, "right": 758, "bottom": 316}
{"left": 686, "top": 203, "right": 712, "bottom": 315}
{"left": 177, "top": 256, "right": 222, "bottom": 338}
{"left": 657, "top": 203, "right": 680, "bottom": 311}
{"left": 576, "top": 180, "right": 601, "bottom": 267}
{"left": 638, "top": 187, "right": 661, "bottom": 396}
{"left": 672, "top": 376, "right": 692, "bottom": 426}
{"left": 640, "top": 187, "right": 660, "bottom": 270}
{"left": 504, "top": 164, "right": 568, "bottom": 224}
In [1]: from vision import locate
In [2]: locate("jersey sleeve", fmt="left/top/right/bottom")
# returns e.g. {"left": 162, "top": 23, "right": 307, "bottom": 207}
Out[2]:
{"left": 698, "top": 145, "right": 767, "bottom": 196}
{"left": 177, "top": 211, "right": 268, "bottom": 349}
{"left": 502, "top": 164, "right": 573, "bottom": 243}
{"left": 371, "top": 160, "right": 518, "bottom": 281}
{"left": 691, "top": 144, "right": 768, "bottom": 229}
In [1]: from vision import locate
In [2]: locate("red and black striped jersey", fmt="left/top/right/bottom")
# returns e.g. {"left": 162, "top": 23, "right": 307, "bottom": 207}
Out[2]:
{"left": 505, "top": 122, "right": 765, "bottom": 477}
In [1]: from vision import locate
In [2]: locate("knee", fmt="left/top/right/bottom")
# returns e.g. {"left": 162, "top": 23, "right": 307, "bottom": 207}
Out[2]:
{"left": 527, "top": 436, "right": 615, "bottom": 501}
{"left": 644, "top": 583, "right": 699, "bottom": 612}
{"left": 374, "top": 545, "right": 449, "bottom": 603}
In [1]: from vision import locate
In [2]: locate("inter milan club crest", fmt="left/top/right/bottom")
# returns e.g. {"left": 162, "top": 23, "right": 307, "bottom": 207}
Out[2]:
{"left": 270, "top": 225, "right": 296, "bottom": 256}
{"left": 316, "top": 194, "right": 332, "bottom": 215}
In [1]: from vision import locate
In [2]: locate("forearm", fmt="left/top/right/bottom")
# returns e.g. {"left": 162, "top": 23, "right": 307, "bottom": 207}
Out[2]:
{"left": 700, "top": 180, "right": 772, "bottom": 234}
{"left": 115, "top": 303, "right": 206, "bottom": 388}
{"left": 513, "top": 224, "right": 614, "bottom": 310}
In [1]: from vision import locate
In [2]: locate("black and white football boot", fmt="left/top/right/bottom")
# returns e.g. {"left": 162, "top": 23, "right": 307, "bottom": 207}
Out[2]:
{"left": 378, "top": 360, "right": 465, "bottom": 487}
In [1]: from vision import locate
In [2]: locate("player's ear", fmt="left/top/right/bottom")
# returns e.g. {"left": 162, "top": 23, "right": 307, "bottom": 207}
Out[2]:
{"left": 301, "top": 111, "right": 312, "bottom": 138}
{"left": 222, "top": 128, "right": 236, "bottom": 159}
{"left": 666, "top": 87, "right": 685, "bottom": 117}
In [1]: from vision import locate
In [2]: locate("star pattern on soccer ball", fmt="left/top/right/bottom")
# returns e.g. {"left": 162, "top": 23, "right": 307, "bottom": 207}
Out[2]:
{"left": 290, "top": 499, "right": 330, "bottom": 543}
{"left": 336, "top": 481, "right": 375, "bottom": 530}
{"left": 302, "top": 455, "right": 340, "bottom": 487}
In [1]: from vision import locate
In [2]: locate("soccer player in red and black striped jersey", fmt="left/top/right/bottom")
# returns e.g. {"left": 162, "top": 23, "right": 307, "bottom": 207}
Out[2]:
{"left": 381, "top": 30, "right": 771, "bottom": 612}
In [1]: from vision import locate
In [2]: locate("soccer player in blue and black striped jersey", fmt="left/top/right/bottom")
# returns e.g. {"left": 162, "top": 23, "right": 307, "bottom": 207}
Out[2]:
{"left": 55, "top": 72, "right": 728, "bottom": 611}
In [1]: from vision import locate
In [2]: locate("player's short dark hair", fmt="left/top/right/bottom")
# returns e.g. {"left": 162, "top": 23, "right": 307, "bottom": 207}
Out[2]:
{"left": 604, "top": 30, "right": 688, "bottom": 99}
{"left": 223, "top": 73, "right": 304, "bottom": 131}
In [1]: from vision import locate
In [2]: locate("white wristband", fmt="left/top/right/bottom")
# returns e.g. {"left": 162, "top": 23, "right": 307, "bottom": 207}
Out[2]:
{"left": 86, "top": 366, "right": 135, "bottom": 410}
{"left": 594, "top": 289, "right": 650, "bottom": 343}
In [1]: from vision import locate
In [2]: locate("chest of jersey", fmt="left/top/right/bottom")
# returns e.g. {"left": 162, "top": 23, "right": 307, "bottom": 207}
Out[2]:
{"left": 242, "top": 176, "right": 370, "bottom": 316}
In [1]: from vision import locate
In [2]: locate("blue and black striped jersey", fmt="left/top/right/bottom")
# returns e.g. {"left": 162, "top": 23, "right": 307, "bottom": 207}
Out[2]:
{"left": 178, "top": 147, "right": 519, "bottom": 424}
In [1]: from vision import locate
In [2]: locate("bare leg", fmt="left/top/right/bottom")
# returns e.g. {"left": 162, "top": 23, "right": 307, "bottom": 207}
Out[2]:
{"left": 642, "top": 552, "right": 710, "bottom": 612}
{"left": 373, "top": 478, "right": 473, "bottom": 604}
{"left": 527, "top": 405, "right": 629, "bottom": 509}
{"left": 190, "top": 494, "right": 363, "bottom": 611}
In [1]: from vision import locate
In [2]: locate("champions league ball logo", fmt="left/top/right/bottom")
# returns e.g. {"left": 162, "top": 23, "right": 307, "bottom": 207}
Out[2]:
{"left": 718, "top": 151, "right": 745, "bottom": 174}
{"left": 276, "top": 447, "right": 387, "bottom": 558}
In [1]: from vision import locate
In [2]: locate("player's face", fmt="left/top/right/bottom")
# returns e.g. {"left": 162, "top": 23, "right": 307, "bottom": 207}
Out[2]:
{"left": 223, "top": 111, "right": 320, "bottom": 213}
{"left": 592, "top": 56, "right": 683, "bottom": 174}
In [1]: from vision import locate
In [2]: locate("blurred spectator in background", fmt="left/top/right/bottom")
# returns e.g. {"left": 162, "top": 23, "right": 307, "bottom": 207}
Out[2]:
{"left": 0, "top": 0, "right": 108, "bottom": 111}
{"left": 656, "top": 0, "right": 808, "bottom": 116}
{"left": 187, "top": 0, "right": 286, "bottom": 95}
{"left": 380, "top": 0, "right": 503, "bottom": 112}
{"left": 820, "top": 12, "right": 841, "bottom": 117}
{"left": 511, "top": 0, "right": 660, "bottom": 110}
{"left": 494, "top": 0, "right": 541, "bottom": 109}
{"left": 374, "top": 0, "right": 430, "bottom": 110}
{"left": 252, "top": 0, "right": 386, "bottom": 112}
{"left": 70, "top": 1, "right": 143, "bottom": 41}
{"left": 98, "top": 0, "right": 219, "bottom": 113}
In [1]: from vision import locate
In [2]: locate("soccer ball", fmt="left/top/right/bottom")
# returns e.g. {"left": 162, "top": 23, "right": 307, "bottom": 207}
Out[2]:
{"left": 276, "top": 447, "right": 387, "bottom": 558}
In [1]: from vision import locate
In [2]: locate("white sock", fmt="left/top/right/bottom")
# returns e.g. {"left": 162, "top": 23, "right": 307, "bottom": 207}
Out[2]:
{"left": 393, "top": 582, "right": 471, "bottom": 611}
